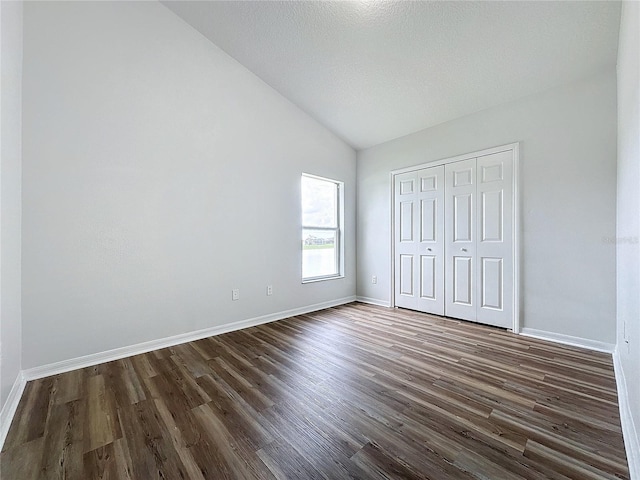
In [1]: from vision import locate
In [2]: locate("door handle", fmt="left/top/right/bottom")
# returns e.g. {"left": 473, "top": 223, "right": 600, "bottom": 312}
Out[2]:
{"left": 427, "top": 248, "right": 432, "bottom": 251}
{"left": 460, "top": 248, "right": 467, "bottom": 252}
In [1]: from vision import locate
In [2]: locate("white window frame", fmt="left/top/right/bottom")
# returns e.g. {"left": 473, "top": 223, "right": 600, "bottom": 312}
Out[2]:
{"left": 301, "top": 173, "right": 344, "bottom": 283}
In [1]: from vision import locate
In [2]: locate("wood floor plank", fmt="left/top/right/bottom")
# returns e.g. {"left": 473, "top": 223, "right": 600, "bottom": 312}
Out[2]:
{"left": 259, "top": 402, "right": 369, "bottom": 479}
{"left": 454, "top": 447, "right": 527, "bottom": 480}
{"left": 0, "top": 437, "right": 45, "bottom": 480}
{"left": 52, "top": 368, "right": 85, "bottom": 405}
{"left": 490, "top": 409, "right": 629, "bottom": 477}
{"left": 256, "top": 438, "right": 325, "bottom": 480}
{"left": 350, "top": 441, "right": 428, "bottom": 480}
{"left": 153, "top": 398, "right": 206, "bottom": 480}
{"left": 191, "top": 403, "right": 276, "bottom": 480}
{"left": 523, "top": 439, "right": 623, "bottom": 480}
{"left": 116, "top": 399, "right": 189, "bottom": 479}
{"left": 83, "top": 439, "right": 133, "bottom": 480}
{"left": 39, "top": 400, "right": 85, "bottom": 479}
{"left": 1, "top": 303, "right": 630, "bottom": 479}
{"left": 2, "top": 377, "right": 54, "bottom": 450}
{"left": 196, "top": 374, "right": 275, "bottom": 451}
{"left": 83, "top": 374, "right": 122, "bottom": 454}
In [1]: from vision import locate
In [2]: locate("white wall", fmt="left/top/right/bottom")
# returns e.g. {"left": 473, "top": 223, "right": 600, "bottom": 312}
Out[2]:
{"left": 616, "top": 1, "right": 640, "bottom": 477}
{"left": 357, "top": 70, "right": 617, "bottom": 344}
{"left": 21, "top": 1, "right": 356, "bottom": 369}
{"left": 1, "top": 0, "right": 23, "bottom": 412}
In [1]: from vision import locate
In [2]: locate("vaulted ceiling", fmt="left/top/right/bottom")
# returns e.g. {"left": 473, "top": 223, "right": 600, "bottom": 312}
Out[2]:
{"left": 163, "top": 1, "right": 621, "bottom": 150}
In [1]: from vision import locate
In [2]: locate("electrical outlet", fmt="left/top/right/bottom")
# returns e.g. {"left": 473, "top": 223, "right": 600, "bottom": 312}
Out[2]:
{"left": 232, "top": 289, "right": 240, "bottom": 301}
{"left": 267, "top": 285, "right": 273, "bottom": 296}
{"left": 372, "top": 275, "right": 377, "bottom": 284}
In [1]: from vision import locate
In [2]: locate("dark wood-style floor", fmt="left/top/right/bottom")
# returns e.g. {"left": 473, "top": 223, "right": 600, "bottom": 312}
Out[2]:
{"left": 0, "top": 303, "right": 629, "bottom": 479}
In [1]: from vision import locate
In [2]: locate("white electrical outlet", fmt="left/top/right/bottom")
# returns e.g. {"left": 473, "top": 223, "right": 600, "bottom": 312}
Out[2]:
{"left": 372, "top": 275, "right": 377, "bottom": 284}
{"left": 267, "top": 285, "right": 273, "bottom": 296}
{"left": 232, "top": 289, "right": 240, "bottom": 301}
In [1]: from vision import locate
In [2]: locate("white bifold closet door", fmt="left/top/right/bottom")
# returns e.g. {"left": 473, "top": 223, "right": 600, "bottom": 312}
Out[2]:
{"left": 394, "top": 166, "right": 445, "bottom": 315}
{"left": 475, "top": 151, "right": 513, "bottom": 328}
{"left": 394, "top": 149, "right": 514, "bottom": 329}
{"left": 444, "top": 158, "right": 476, "bottom": 321}
{"left": 444, "top": 151, "right": 513, "bottom": 328}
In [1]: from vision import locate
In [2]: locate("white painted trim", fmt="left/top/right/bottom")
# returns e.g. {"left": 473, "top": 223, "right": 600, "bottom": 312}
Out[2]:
{"left": 520, "top": 328, "right": 615, "bottom": 353}
{"left": 389, "top": 170, "right": 396, "bottom": 311}
{"left": 389, "top": 142, "right": 521, "bottom": 333}
{"left": 0, "top": 371, "right": 27, "bottom": 450}
{"left": 614, "top": 349, "right": 640, "bottom": 480}
{"left": 512, "top": 143, "right": 521, "bottom": 333}
{"left": 23, "top": 296, "right": 356, "bottom": 381}
{"left": 356, "top": 296, "right": 392, "bottom": 307}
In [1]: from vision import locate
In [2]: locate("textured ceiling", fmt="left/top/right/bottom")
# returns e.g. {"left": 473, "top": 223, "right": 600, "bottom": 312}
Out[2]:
{"left": 162, "top": 1, "right": 621, "bottom": 150}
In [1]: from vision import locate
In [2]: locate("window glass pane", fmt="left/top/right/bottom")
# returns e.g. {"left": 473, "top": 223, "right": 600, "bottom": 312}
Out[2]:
{"left": 301, "top": 176, "right": 337, "bottom": 227}
{"left": 302, "top": 229, "right": 338, "bottom": 278}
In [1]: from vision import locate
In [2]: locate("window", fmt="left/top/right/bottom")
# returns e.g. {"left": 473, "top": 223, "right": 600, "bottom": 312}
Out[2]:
{"left": 301, "top": 174, "right": 343, "bottom": 282}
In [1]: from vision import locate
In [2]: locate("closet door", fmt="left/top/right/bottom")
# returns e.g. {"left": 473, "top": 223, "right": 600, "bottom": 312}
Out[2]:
{"left": 476, "top": 151, "right": 513, "bottom": 328}
{"left": 444, "top": 159, "right": 477, "bottom": 322}
{"left": 394, "top": 166, "right": 445, "bottom": 315}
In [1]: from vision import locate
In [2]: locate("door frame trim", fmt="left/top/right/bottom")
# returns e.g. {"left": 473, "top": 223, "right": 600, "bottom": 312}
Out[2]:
{"left": 389, "top": 142, "right": 521, "bottom": 333}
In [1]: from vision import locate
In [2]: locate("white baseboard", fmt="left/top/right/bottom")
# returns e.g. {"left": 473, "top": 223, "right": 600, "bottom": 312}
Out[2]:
{"left": 0, "top": 371, "right": 27, "bottom": 451}
{"left": 356, "top": 296, "right": 391, "bottom": 307}
{"left": 519, "top": 327, "right": 615, "bottom": 353}
{"left": 22, "top": 296, "right": 357, "bottom": 382}
{"left": 614, "top": 349, "right": 640, "bottom": 480}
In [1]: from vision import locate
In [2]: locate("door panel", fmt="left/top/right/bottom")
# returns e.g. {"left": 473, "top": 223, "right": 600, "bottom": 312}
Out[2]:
{"left": 481, "top": 190, "right": 503, "bottom": 242}
{"left": 420, "top": 255, "right": 436, "bottom": 300}
{"left": 399, "top": 254, "right": 413, "bottom": 296}
{"left": 400, "top": 179, "right": 414, "bottom": 195}
{"left": 394, "top": 166, "right": 445, "bottom": 315}
{"left": 454, "top": 194, "right": 472, "bottom": 242}
{"left": 481, "top": 163, "right": 503, "bottom": 183}
{"left": 421, "top": 198, "right": 437, "bottom": 242}
{"left": 454, "top": 168, "right": 473, "bottom": 187}
{"left": 400, "top": 202, "right": 413, "bottom": 242}
{"left": 476, "top": 151, "right": 513, "bottom": 328}
{"left": 421, "top": 174, "right": 437, "bottom": 192}
{"left": 481, "top": 257, "right": 503, "bottom": 309}
{"left": 445, "top": 159, "right": 476, "bottom": 321}
{"left": 453, "top": 256, "right": 472, "bottom": 305}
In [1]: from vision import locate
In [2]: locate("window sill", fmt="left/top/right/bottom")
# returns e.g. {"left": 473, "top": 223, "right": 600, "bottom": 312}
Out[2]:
{"left": 302, "top": 274, "right": 344, "bottom": 284}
